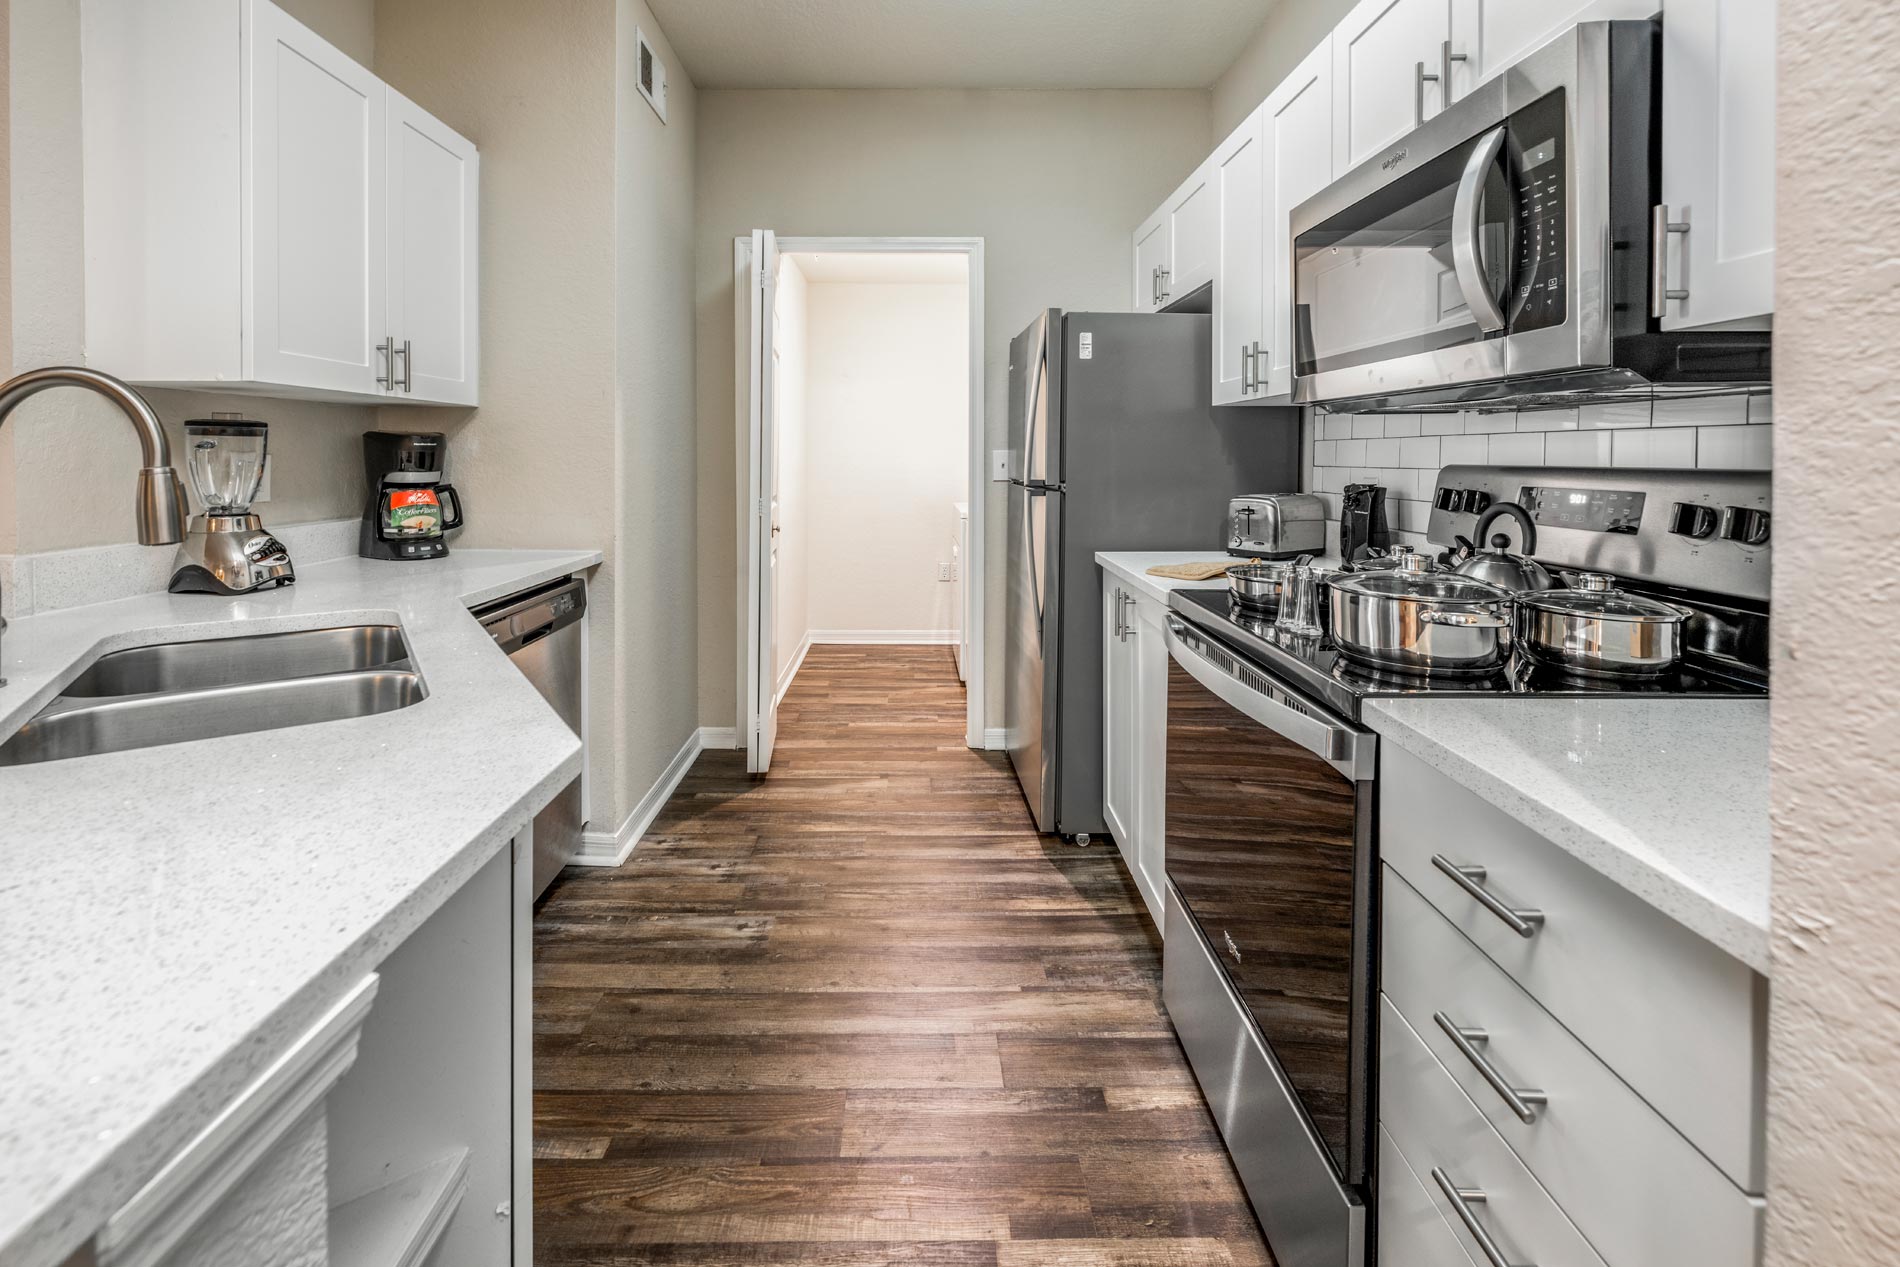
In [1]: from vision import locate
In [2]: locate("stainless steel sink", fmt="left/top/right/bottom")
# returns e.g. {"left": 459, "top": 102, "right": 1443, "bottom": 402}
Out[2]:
{"left": 0, "top": 625, "right": 426, "bottom": 766}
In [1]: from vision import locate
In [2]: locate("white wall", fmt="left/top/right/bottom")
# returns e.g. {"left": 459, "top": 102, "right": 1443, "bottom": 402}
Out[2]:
{"left": 801, "top": 278, "right": 968, "bottom": 640}
{"left": 1211, "top": 0, "right": 1351, "bottom": 143}
{"left": 694, "top": 88, "right": 1213, "bottom": 731}
{"left": 773, "top": 254, "right": 810, "bottom": 689}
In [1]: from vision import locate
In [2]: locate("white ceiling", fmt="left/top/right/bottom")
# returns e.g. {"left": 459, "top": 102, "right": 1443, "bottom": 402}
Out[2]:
{"left": 644, "top": 0, "right": 1279, "bottom": 90}
{"left": 786, "top": 252, "right": 969, "bottom": 284}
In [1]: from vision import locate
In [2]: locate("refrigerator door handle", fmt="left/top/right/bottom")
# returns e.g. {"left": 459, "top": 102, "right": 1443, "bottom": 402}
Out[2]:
{"left": 1022, "top": 332, "right": 1047, "bottom": 486}
{"left": 1025, "top": 485, "right": 1049, "bottom": 651}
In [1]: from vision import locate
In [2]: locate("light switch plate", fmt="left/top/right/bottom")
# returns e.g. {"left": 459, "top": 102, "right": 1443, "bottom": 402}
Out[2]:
{"left": 991, "top": 450, "right": 1011, "bottom": 482}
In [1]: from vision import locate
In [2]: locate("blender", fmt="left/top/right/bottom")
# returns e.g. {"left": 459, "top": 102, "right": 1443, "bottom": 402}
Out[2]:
{"left": 168, "top": 414, "right": 296, "bottom": 594}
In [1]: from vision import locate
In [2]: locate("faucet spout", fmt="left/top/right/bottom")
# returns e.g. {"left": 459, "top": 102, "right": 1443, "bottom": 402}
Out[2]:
{"left": 0, "top": 367, "right": 189, "bottom": 546}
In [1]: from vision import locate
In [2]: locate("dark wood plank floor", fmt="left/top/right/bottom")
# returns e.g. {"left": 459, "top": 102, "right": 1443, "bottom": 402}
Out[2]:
{"left": 533, "top": 645, "right": 1274, "bottom": 1266}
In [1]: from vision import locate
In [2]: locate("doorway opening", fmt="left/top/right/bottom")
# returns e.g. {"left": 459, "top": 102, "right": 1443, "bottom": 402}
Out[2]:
{"left": 734, "top": 234, "right": 985, "bottom": 773}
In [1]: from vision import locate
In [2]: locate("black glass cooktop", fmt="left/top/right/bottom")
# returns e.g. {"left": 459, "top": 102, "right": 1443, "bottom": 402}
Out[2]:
{"left": 1169, "top": 587, "right": 1768, "bottom": 723}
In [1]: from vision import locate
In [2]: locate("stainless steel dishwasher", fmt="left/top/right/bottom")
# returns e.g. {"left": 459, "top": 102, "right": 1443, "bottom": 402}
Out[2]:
{"left": 474, "top": 575, "right": 586, "bottom": 899}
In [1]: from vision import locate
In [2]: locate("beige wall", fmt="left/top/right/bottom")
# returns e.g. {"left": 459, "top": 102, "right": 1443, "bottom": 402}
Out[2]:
{"left": 694, "top": 88, "right": 1212, "bottom": 731}
{"left": 1211, "top": 0, "right": 1351, "bottom": 143}
{"left": 376, "top": 0, "right": 700, "bottom": 831}
{"left": 3, "top": 0, "right": 378, "bottom": 558}
{"left": 802, "top": 279, "right": 967, "bottom": 637}
{"left": 1765, "top": 0, "right": 1900, "bottom": 1261}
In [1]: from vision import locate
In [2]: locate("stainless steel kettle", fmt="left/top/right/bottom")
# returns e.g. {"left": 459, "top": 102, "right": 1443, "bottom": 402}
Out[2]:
{"left": 1451, "top": 503, "right": 1555, "bottom": 592}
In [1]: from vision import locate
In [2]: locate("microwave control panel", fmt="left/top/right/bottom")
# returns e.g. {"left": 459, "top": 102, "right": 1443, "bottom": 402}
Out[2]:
{"left": 1507, "top": 89, "right": 1568, "bottom": 334}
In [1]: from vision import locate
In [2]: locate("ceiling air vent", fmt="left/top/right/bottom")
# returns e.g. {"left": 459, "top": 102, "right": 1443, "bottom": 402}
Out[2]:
{"left": 636, "top": 26, "right": 667, "bottom": 123}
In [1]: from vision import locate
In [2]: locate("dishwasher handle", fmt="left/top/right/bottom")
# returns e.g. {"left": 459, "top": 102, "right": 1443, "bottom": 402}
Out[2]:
{"left": 475, "top": 576, "right": 587, "bottom": 655}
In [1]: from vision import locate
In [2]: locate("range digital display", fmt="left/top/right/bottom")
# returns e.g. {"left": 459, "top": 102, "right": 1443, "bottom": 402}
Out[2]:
{"left": 1519, "top": 485, "right": 1646, "bottom": 535}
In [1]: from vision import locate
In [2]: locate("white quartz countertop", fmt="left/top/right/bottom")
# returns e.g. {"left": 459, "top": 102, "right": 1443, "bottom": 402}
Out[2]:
{"left": 1364, "top": 696, "right": 1771, "bottom": 973}
{"left": 0, "top": 547, "right": 601, "bottom": 1267}
{"left": 1096, "top": 549, "right": 1342, "bottom": 609}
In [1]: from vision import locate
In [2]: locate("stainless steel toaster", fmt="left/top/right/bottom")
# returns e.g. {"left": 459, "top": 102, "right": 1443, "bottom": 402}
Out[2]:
{"left": 1227, "top": 494, "right": 1327, "bottom": 559}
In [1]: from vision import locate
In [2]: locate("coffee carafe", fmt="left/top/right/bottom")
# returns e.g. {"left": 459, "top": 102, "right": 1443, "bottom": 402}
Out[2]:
{"left": 359, "top": 431, "right": 464, "bottom": 561}
{"left": 168, "top": 415, "right": 295, "bottom": 594}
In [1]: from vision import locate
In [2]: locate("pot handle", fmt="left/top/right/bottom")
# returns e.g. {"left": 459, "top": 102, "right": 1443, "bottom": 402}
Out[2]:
{"left": 1475, "top": 502, "right": 1537, "bottom": 555}
{"left": 1421, "top": 608, "right": 1511, "bottom": 629}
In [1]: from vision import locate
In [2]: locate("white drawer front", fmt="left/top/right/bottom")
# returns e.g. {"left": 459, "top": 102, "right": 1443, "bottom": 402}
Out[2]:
{"left": 1380, "top": 745, "right": 1765, "bottom": 1190}
{"left": 1380, "top": 997, "right": 1608, "bottom": 1267}
{"left": 1383, "top": 870, "right": 1765, "bottom": 1267}
{"left": 1379, "top": 1126, "right": 1479, "bottom": 1267}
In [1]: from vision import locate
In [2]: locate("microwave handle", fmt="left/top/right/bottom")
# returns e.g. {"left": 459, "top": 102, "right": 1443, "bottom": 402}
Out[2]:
{"left": 1451, "top": 125, "right": 1511, "bottom": 334}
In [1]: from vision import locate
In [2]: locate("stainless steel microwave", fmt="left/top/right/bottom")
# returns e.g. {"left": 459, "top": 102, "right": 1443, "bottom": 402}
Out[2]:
{"left": 1289, "top": 21, "right": 1769, "bottom": 411}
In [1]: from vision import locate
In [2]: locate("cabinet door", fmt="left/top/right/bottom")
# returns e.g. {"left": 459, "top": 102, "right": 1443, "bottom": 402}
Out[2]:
{"left": 387, "top": 89, "right": 481, "bottom": 404}
{"left": 1453, "top": 0, "right": 1656, "bottom": 102}
{"left": 1258, "top": 37, "right": 1335, "bottom": 402}
{"left": 1131, "top": 593, "right": 1169, "bottom": 930}
{"left": 1133, "top": 211, "right": 1169, "bottom": 313}
{"left": 246, "top": 0, "right": 387, "bottom": 395}
{"left": 1660, "top": 0, "right": 1776, "bottom": 330}
{"left": 1166, "top": 163, "right": 1217, "bottom": 302}
{"left": 1332, "top": 0, "right": 1455, "bottom": 174}
{"left": 1211, "top": 109, "right": 1266, "bottom": 406}
{"left": 1101, "top": 578, "right": 1139, "bottom": 857}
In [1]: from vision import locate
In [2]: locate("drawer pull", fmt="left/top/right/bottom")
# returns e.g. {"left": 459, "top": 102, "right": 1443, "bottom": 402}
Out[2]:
{"left": 1433, "top": 1011, "right": 1549, "bottom": 1124}
{"left": 1431, "top": 1168, "right": 1535, "bottom": 1267}
{"left": 1431, "top": 855, "right": 1545, "bottom": 938}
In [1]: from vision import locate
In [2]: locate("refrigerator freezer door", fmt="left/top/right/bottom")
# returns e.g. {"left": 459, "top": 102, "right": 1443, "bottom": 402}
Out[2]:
{"left": 1005, "top": 481, "right": 1062, "bottom": 830}
{"left": 1010, "top": 310, "right": 1063, "bottom": 487}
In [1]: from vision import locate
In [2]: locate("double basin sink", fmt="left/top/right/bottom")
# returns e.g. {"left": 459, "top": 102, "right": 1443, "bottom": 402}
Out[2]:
{"left": 0, "top": 625, "right": 426, "bottom": 766}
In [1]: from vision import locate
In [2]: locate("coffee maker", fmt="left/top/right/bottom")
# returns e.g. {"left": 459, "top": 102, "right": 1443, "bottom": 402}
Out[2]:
{"left": 359, "top": 431, "right": 464, "bottom": 561}
{"left": 169, "top": 415, "right": 296, "bottom": 594}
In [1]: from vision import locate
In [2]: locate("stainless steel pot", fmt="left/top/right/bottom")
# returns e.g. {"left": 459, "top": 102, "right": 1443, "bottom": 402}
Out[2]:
{"left": 1514, "top": 572, "right": 1694, "bottom": 677}
{"left": 1326, "top": 565, "right": 1514, "bottom": 674}
{"left": 1227, "top": 555, "right": 1313, "bottom": 611}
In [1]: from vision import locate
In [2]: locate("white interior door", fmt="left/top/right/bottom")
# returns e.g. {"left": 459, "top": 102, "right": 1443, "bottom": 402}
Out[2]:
{"left": 742, "top": 229, "right": 782, "bottom": 773}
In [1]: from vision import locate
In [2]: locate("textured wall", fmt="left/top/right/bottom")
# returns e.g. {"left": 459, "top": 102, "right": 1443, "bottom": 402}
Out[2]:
{"left": 693, "top": 88, "right": 1212, "bottom": 732}
{"left": 1765, "top": 1, "right": 1900, "bottom": 1262}
{"left": 1210, "top": 0, "right": 1349, "bottom": 143}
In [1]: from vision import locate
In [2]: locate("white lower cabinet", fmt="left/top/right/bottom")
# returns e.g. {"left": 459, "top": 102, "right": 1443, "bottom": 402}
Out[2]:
{"left": 1100, "top": 573, "right": 1169, "bottom": 930}
{"left": 1378, "top": 1125, "right": 1486, "bottom": 1267}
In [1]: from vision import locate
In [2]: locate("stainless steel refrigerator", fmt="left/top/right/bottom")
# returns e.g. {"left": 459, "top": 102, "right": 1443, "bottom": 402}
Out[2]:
{"left": 1004, "top": 309, "right": 1299, "bottom": 837}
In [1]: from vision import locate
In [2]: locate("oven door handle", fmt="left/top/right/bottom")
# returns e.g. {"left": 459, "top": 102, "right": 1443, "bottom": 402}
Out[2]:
{"left": 1451, "top": 125, "right": 1511, "bottom": 334}
{"left": 1165, "top": 615, "right": 1374, "bottom": 782}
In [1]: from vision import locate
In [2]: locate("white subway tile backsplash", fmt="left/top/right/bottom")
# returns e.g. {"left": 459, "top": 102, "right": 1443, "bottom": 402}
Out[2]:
{"left": 1653, "top": 395, "right": 1748, "bottom": 427}
{"left": 1488, "top": 432, "right": 1546, "bottom": 465}
{"left": 1440, "top": 434, "right": 1489, "bottom": 465}
{"left": 1318, "top": 466, "right": 1349, "bottom": 494}
{"left": 1580, "top": 400, "right": 1653, "bottom": 429}
{"left": 1351, "top": 414, "right": 1385, "bottom": 438}
{"left": 1612, "top": 426, "right": 1698, "bottom": 468}
{"left": 1465, "top": 412, "right": 1519, "bottom": 434}
{"left": 1334, "top": 438, "right": 1368, "bottom": 466}
{"left": 1420, "top": 413, "right": 1466, "bottom": 435}
{"left": 1398, "top": 436, "right": 1441, "bottom": 469}
{"left": 1394, "top": 499, "right": 1432, "bottom": 533}
{"left": 1382, "top": 415, "right": 1422, "bottom": 437}
{"left": 1513, "top": 407, "right": 1580, "bottom": 432}
{"left": 1697, "top": 424, "right": 1773, "bottom": 469}
{"left": 1323, "top": 415, "right": 1354, "bottom": 440}
{"left": 1748, "top": 395, "right": 1774, "bottom": 425}
{"left": 1366, "top": 437, "right": 1402, "bottom": 465}
{"left": 1314, "top": 439, "right": 1338, "bottom": 466}
{"left": 1545, "top": 429, "right": 1614, "bottom": 466}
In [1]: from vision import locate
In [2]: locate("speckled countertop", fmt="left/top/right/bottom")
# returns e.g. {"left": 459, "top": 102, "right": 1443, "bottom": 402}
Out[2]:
{"left": 0, "top": 548, "right": 600, "bottom": 1267}
{"left": 1095, "top": 549, "right": 1344, "bottom": 609}
{"left": 1365, "top": 697, "right": 1771, "bottom": 973}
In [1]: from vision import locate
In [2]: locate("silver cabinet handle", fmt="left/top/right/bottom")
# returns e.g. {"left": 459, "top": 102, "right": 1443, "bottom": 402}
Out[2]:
{"left": 1241, "top": 344, "right": 1256, "bottom": 394}
{"left": 1416, "top": 60, "right": 1439, "bottom": 125}
{"left": 376, "top": 337, "right": 395, "bottom": 390}
{"left": 1451, "top": 126, "right": 1511, "bottom": 333}
{"left": 1431, "top": 854, "right": 1544, "bottom": 937}
{"left": 1649, "top": 205, "right": 1690, "bottom": 318}
{"left": 1441, "top": 40, "right": 1468, "bottom": 106}
{"left": 1152, "top": 265, "right": 1162, "bottom": 307}
{"left": 1431, "top": 1169, "right": 1534, "bottom": 1267}
{"left": 1120, "top": 591, "right": 1135, "bottom": 641}
{"left": 1158, "top": 267, "right": 1171, "bottom": 303}
{"left": 1251, "top": 341, "right": 1265, "bottom": 394}
{"left": 1113, "top": 588, "right": 1127, "bottom": 640}
{"left": 397, "top": 339, "right": 414, "bottom": 393}
{"left": 1433, "top": 1012, "right": 1548, "bottom": 1123}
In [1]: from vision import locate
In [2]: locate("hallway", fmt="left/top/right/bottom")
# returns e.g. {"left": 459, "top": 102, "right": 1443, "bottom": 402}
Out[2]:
{"left": 531, "top": 645, "right": 1273, "bottom": 1265}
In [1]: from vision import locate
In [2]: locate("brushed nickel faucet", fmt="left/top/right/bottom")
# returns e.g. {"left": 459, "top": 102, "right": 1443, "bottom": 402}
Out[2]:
{"left": 0, "top": 367, "right": 188, "bottom": 685}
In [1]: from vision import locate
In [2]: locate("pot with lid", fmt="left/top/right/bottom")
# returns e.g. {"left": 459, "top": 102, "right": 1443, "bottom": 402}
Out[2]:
{"left": 1515, "top": 572, "right": 1695, "bottom": 678}
{"left": 1326, "top": 553, "right": 1514, "bottom": 675}
{"left": 1227, "top": 554, "right": 1314, "bottom": 612}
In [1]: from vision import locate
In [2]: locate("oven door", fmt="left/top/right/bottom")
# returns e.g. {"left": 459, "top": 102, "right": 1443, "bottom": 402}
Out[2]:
{"left": 1161, "top": 613, "right": 1375, "bottom": 1267}
{"left": 1290, "top": 23, "right": 1615, "bottom": 407}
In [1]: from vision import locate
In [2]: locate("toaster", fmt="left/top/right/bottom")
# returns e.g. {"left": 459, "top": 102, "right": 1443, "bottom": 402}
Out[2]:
{"left": 1226, "top": 494, "right": 1328, "bottom": 559}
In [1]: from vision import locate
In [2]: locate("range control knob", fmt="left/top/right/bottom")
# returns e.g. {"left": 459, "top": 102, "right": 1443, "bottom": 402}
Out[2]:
{"left": 1669, "top": 501, "right": 1720, "bottom": 539}
{"left": 1721, "top": 506, "right": 1772, "bottom": 547}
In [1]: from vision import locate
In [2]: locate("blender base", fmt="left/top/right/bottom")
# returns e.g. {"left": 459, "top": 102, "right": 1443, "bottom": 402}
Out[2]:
{"left": 168, "top": 513, "right": 296, "bottom": 595}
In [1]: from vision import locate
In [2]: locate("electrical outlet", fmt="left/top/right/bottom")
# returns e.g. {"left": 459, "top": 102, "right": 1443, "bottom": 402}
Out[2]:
{"left": 937, "top": 562, "right": 952, "bottom": 582}
{"left": 991, "top": 450, "right": 1012, "bottom": 482}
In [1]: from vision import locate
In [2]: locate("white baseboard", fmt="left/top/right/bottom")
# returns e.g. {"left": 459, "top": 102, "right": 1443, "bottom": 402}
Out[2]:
{"left": 809, "top": 628, "right": 958, "bottom": 645}
{"left": 698, "top": 726, "right": 739, "bottom": 750}
{"left": 575, "top": 728, "right": 703, "bottom": 867}
{"left": 773, "top": 633, "right": 814, "bottom": 707}
{"left": 982, "top": 727, "right": 1007, "bottom": 750}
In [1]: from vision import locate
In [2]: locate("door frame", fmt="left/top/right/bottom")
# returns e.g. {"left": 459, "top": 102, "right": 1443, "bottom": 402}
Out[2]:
{"left": 733, "top": 234, "right": 987, "bottom": 751}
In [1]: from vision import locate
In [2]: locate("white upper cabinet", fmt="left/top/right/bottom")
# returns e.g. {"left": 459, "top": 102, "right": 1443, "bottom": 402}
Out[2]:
{"left": 1659, "top": 0, "right": 1776, "bottom": 329}
{"left": 1331, "top": 0, "right": 1456, "bottom": 173}
{"left": 1257, "top": 36, "right": 1335, "bottom": 402}
{"left": 387, "top": 90, "right": 482, "bottom": 404}
{"left": 1211, "top": 109, "right": 1266, "bottom": 406}
{"left": 81, "top": 0, "right": 479, "bottom": 406}
{"left": 1133, "top": 211, "right": 1169, "bottom": 313}
{"left": 1166, "top": 164, "right": 1217, "bottom": 303}
{"left": 1454, "top": 0, "right": 1659, "bottom": 99}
